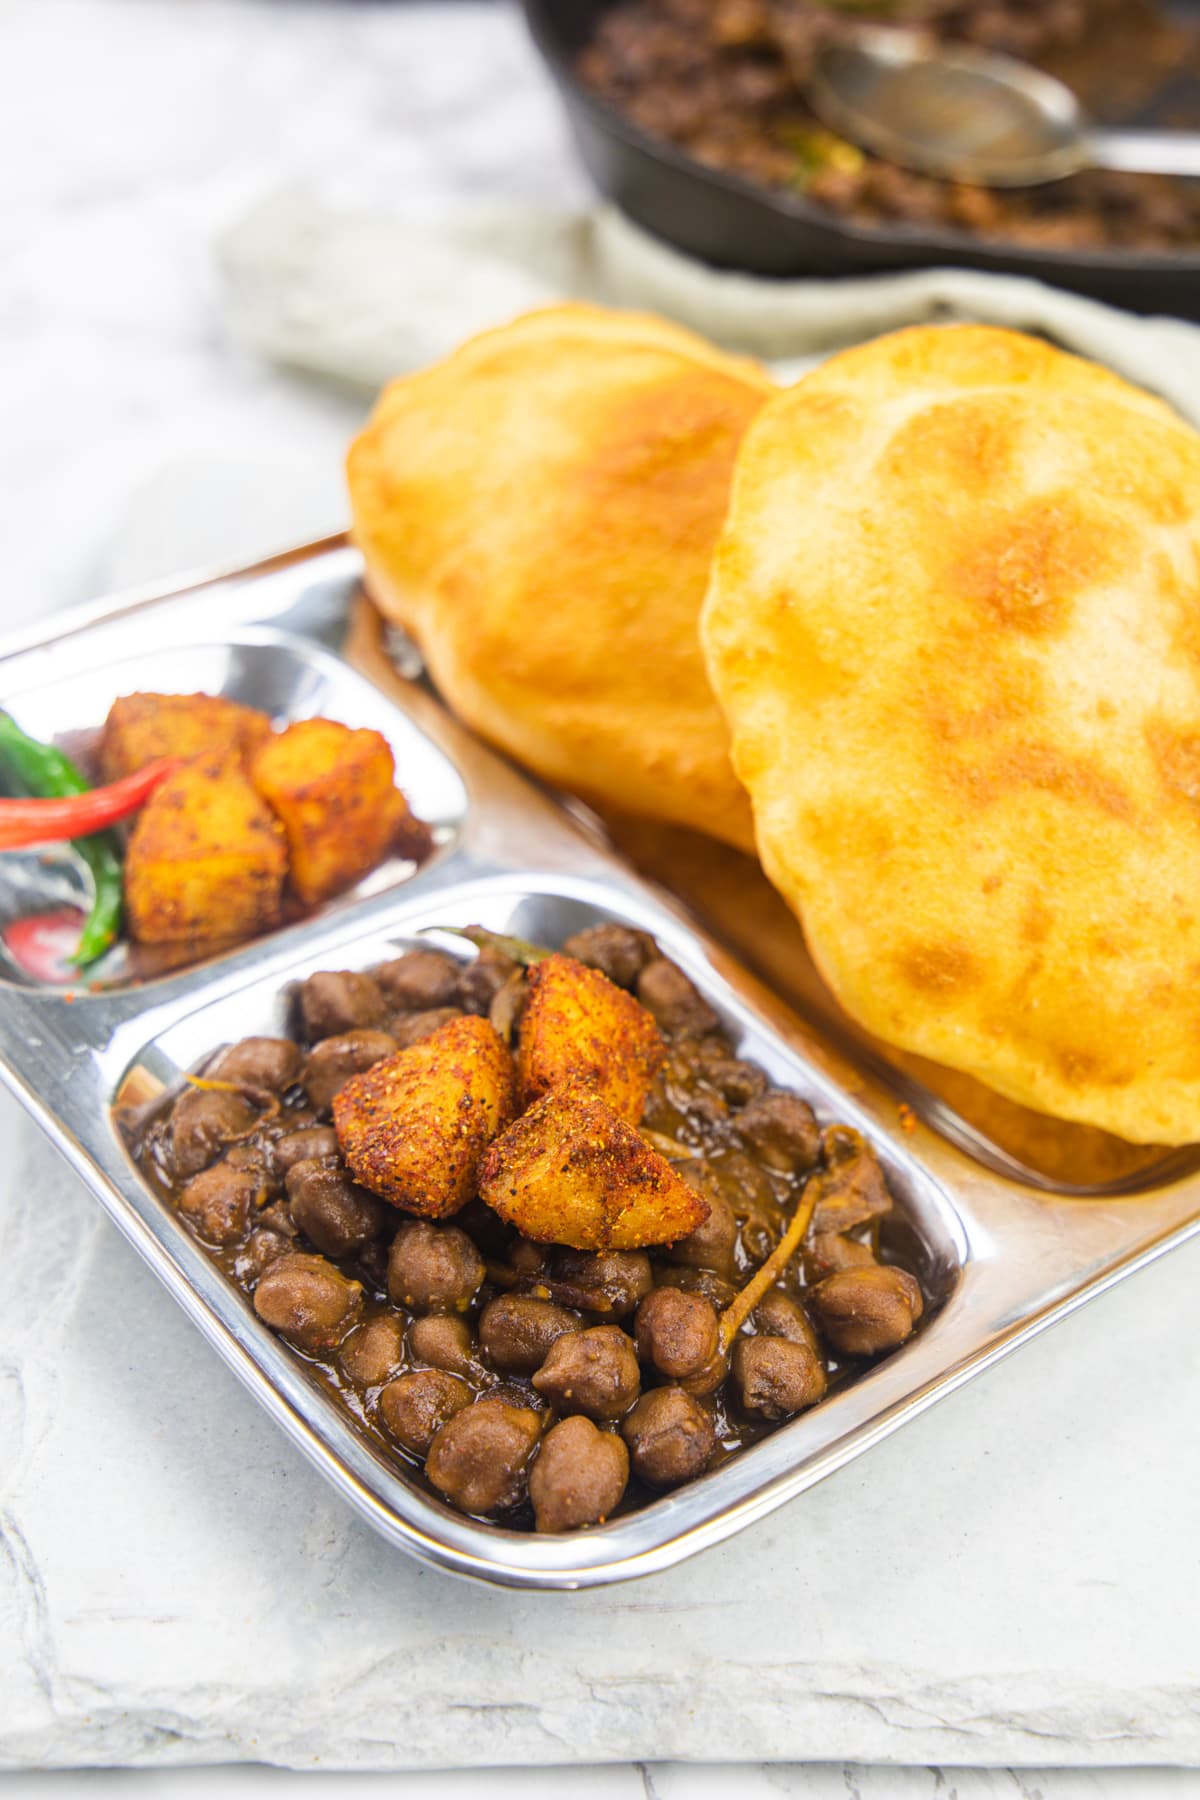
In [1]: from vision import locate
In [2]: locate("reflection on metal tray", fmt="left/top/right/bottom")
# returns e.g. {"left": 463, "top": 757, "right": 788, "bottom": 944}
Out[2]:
{"left": 522, "top": 0, "right": 1200, "bottom": 317}
{"left": 2, "top": 536, "right": 1200, "bottom": 1590}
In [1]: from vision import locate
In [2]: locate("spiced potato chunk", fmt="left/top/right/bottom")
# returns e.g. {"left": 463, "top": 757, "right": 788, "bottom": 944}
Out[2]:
{"left": 334, "top": 1015, "right": 515, "bottom": 1217}
{"left": 480, "top": 1084, "right": 707, "bottom": 1251}
{"left": 516, "top": 952, "right": 665, "bottom": 1122}
{"left": 139, "top": 922, "right": 933, "bottom": 1534}
{"left": 125, "top": 752, "right": 287, "bottom": 945}
{"left": 100, "top": 690, "right": 271, "bottom": 784}
{"left": 250, "top": 718, "right": 417, "bottom": 907}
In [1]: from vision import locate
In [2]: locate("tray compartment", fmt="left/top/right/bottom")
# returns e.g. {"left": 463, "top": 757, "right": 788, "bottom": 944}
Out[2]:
{"left": 0, "top": 630, "right": 469, "bottom": 992}
{"left": 101, "top": 872, "right": 968, "bottom": 1584}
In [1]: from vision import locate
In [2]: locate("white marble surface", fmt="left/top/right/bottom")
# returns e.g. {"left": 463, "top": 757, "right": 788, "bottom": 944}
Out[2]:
{"left": 4, "top": 0, "right": 1200, "bottom": 1788}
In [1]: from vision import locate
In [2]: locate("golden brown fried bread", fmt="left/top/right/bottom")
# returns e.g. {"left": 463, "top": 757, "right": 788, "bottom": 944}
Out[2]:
{"left": 479, "top": 1083, "right": 708, "bottom": 1250}
{"left": 333, "top": 1015, "right": 516, "bottom": 1217}
{"left": 517, "top": 952, "right": 665, "bottom": 1122}
{"left": 346, "top": 304, "right": 772, "bottom": 849}
{"left": 124, "top": 753, "right": 287, "bottom": 944}
{"left": 100, "top": 692, "right": 271, "bottom": 783}
{"left": 702, "top": 323, "right": 1200, "bottom": 1145}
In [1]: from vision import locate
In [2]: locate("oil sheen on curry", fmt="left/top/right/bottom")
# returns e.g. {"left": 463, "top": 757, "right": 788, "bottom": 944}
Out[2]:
{"left": 132, "top": 925, "right": 929, "bottom": 1532}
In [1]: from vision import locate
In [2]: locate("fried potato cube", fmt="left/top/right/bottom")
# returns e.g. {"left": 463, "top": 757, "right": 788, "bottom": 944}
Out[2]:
{"left": 250, "top": 717, "right": 418, "bottom": 906}
{"left": 333, "top": 1014, "right": 516, "bottom": 1218}
{"left": 479, "top": 1084, "right": 709, "bottom": 1250}
{"left": 517, "top": 952, "right": 665, "bottom": 1123}
{"left": 100, "top": 692, "right": 271, "bottom": 783}
{"left": 124, "top": 753, "right": 287, "bottom": 944}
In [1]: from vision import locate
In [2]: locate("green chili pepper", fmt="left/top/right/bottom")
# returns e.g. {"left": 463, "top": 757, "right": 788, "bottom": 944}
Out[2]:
{"left": 0, "top": 712, "right": 124, "bottom": 967}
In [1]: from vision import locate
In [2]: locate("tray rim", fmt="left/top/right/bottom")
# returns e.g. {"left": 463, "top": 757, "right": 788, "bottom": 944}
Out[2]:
{"left": 4, "top": 537, "right": 1200, "bottom": 1590}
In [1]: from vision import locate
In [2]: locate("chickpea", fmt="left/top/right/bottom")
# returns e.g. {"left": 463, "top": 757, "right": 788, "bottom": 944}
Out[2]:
{"left": 621, "top": 1388, "right": 715, "bottom": 1488}
{"left": 810, "top": 1265, "right": 924, "bottom": 1355}
{"left": 532, "top": 1326, "right": 641, "bottom": 1421}
{"left": 634, "top": 1287, "right": 720, "bottom": 1381}
{"left": 732, "top": 1336, "right": 826, "bottom": 1419}
{"left": 425, "top": 1399, "right": 543, "bottom": 1515}
{"left": 387, "top": 1221, "right": 485, "bottom": 1314}
{"left": 379, "top": 1370, "right": 473, "bottom": 1456}
{"left": 253, "top": 1253, "right": 363, "bottom": 1352}
{"left": 529, "top": 1416, "right": 629, "bottom": 1532}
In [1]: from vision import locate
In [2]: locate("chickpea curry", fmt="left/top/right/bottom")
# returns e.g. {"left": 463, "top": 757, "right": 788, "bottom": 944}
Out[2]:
{"left": 132, "top": 924, "right": 930, "bottom": 1533}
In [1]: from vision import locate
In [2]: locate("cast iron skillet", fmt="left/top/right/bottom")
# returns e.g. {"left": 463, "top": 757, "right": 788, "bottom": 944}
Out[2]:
{"left": 522, "top": 0, "right": 1200, "bottom": 317}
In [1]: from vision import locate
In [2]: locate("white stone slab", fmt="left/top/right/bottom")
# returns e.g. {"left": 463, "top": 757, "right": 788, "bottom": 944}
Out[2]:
{"left": 3, "top": 1086, "right": 1200, "bottom": 1770}
{"left": 3, "top": 0, "right": 1200, "bottom": 1777}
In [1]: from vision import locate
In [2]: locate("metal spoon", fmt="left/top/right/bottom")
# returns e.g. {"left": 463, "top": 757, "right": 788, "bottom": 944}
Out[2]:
{"left": 809, "top": 26, "right": 1200, "bottom": 186}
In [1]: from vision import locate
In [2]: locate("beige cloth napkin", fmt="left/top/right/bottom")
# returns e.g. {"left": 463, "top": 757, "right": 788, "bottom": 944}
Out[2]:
{"left": 220, "top": 188, "right": 1200, "bottom": 418}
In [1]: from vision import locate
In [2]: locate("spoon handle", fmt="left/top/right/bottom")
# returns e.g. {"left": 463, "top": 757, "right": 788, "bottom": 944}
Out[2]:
{"left": 1086, "top": 129, "right": 1200, "bottom": 180}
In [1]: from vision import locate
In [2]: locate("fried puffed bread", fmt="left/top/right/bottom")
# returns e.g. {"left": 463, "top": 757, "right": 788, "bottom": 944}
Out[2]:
{"left": 346, "top": 304, "right": 772, "bottom": 849}
{"left": 702, "top": 323, "right": 1200, "bottom": 1145}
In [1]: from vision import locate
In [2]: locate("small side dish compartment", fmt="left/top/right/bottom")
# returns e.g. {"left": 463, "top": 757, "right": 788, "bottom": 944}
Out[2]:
{"left": 0, "top": 632, "right": 468, "bottom": 991}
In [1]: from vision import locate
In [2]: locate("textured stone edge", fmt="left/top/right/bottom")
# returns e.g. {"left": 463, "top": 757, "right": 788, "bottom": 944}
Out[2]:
{"left": 3, "top": 1653, "right": 1198, "bottom": 1771}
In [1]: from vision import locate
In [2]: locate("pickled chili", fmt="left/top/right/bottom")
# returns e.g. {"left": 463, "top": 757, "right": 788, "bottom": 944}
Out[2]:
{"left": 0, "top": 756, "right": 179, "bottom": 849}
{"left": 0, "top": 713, "right": 175, "bottom": 966}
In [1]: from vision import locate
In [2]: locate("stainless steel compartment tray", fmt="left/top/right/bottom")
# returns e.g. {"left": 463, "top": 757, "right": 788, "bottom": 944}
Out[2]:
{"left": 3, "top": 537, "right": 1200, "bottom": 1591}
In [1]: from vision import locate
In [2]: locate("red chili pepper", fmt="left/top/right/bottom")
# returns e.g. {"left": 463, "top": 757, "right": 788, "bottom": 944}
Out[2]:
{"left": 0, "top": 757, "right": 181, "bottom": 849}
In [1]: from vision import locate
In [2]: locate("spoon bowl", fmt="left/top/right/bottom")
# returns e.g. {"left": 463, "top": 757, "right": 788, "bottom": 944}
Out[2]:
{"left": 810, "top": 27, "right": 1200, "bottom": 186}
